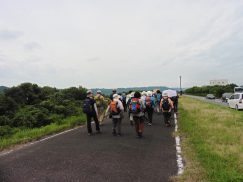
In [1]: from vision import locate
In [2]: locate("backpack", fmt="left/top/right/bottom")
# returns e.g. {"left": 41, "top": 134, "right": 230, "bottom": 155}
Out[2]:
{"left": 129, "top": 98, "right": 141, "bottom": 114}
{"left": 162, "top": 99, "right": 171, "bottom": 111}
{"left": 110, "top": 101, "right": 120, "bottom": 115}
{"left": 95, "top": 95, "right": 103, "bottom": 107}
{"left": 83, "top": 98, "right": 93, "bottom": 114}
{"left": 145, "top": 96, "right": 152, "bottom": 108}
{"left": 157, "top": 93, "right": 162, "bottom": 103}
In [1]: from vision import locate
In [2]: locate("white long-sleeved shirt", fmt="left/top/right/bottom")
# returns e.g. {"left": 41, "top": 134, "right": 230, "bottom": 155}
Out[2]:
{"left": 106, "top": 99, "right": 124, "bottom": 118}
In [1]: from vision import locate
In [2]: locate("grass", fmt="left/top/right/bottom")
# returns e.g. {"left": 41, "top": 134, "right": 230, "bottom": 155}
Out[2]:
{"left": 175, "top": 96, "right": 243, "bottom": 182}
{"left": 0, "top": 114, "right": 86, "bottom": 151}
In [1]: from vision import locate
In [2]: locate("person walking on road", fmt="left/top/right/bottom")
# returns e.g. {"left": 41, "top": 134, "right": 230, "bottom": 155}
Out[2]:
{"left": 82, "top": 90, "right": 101, "bottom": 135}
{"left": 110, "top": 89, "right": 117, "bottom": 100}
{"left": 145, "top": 91, "right": 156, "bottom": 126}
{"left": 171, "top": 93, "right": 179, "bottom": 113}
{"left": 94, "top": 90, "right": 106, "bottom": 125}
{"left": 121, "top": 92, "right": 127, "bottom": 112}
{"left": 106, "top": 94, "right": 124, "bottom": 136}
{"left": 129, "top": 91, "right": 146, "bottom": 138}
{"left": 160, "top": 92, "right": 174, "bottom": 127}
{"left": 155, "top": 90, "right": 162, "bottom": 113}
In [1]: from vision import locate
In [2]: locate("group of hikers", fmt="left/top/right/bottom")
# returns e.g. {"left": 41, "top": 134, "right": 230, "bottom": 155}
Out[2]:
{"left": 82, "top": 89, "right": 179, "bottom": 138}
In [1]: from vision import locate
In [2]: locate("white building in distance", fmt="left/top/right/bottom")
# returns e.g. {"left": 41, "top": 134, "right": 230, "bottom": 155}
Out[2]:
{"left": 210, "top": 79, "right": 229, "bottom": 86}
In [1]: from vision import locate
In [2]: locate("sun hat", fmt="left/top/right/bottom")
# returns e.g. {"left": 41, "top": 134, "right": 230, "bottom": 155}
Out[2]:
{"left": 147, "top": 91, "right": 152, "bottom": 97}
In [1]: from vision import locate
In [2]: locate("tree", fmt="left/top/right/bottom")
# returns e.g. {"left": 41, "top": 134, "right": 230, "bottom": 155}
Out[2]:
{"left": 0, "top": 94, "right": 18, "bottom": 115}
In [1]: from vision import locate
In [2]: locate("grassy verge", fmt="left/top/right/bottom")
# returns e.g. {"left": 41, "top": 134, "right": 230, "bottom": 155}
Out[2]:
{"left": 176, "top": 96, "right": 243, "bottom": 182}
{"left": 0, "top": 114, "right": 86, "bottom": 151}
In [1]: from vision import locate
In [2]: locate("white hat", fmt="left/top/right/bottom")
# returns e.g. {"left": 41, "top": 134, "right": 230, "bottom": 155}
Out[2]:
{"left": 87, "top": 90, "right": 93, "bottom": 94}
{"left": 147, "top": 91, "right": 152, "bottom": 97}
{"left": 113, "top": 94, "right": 119, "bottom": 99}
{"left": 142, "top": 91, "right": 147, "bottom": 96}
{"left": 97, "top": 90, "right": 101, "bottom": 94}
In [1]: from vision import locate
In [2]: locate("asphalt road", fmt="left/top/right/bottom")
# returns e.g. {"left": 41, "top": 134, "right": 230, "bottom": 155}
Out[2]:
{"left": 0, "top": 112, "right": 177, "bottom": 182}
{"left": 185, "top": 95, "right": 229, "bottom": 107}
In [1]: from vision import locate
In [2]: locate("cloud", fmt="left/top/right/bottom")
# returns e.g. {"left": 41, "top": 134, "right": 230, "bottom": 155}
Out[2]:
{"left": 0, "top": 0, "right": 243, "bottom": 88}
{"left": 0, "top": 30, "right": 23, "bottom": 40}
{"left": 24, "top": 42, "right": 42, "bottom": 51}
{"left": 87, "top": 57, "right": 101, "bottom": 62}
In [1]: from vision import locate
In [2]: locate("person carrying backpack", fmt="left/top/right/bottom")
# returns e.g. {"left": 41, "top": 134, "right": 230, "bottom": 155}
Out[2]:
{"left": 110, "top": 89, "right": 117, "bottom": 100}
{"left": 127, "top": 92, "right": 134, "bottom": 125}
{"left": 94, "top": 90, "right": 106, "bottom": 125}
{"left": 105, "top": 94, "right": 124, "bottom": 136}
{"left": 171, "top": 93, "right": 179, "bottom": 113}
{"left": 83, "top": 90, "right": 101, "bottom": 135}
{"left": 129, "top": 91, "right": 146, "bottom": 138}
{"left": 121, "top": 92, "right": 127, "bottom": 112}
{"left": 145, "top": 91, "right": 156, "bottom": 126}
{"left": 160, "top": 92, "right": 174, "bottom": 127}
{"left": 156, "top": 90, "right": 162, "bottom": 113}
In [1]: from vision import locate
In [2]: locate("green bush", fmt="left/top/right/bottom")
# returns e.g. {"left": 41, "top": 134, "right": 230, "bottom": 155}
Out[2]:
{"left": 0, "top": 116, "right": 10, "bottom": 126}
{"left": 12, "top": 106, "right": 51, "bottom": 128}
{"left": 185, "top": 84, "right": 237, "bottom": 98}
{"left": 0, "top": 126, "right": 14, "bottom": 137}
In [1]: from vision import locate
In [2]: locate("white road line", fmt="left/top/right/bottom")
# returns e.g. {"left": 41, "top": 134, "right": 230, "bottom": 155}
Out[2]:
{"left": 174, "top": 113, "right": 184, "bottom": 175}
{"left": 0, "top": 126, "right": 83, "bottom": 158}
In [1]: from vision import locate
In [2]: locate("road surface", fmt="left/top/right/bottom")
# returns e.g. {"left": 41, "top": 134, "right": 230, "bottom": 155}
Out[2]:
{"left": 185, "top": 95, "right": 228, "bottom": 107}
{"left": 0, "top": 112, "right": 177, "bottom": 182}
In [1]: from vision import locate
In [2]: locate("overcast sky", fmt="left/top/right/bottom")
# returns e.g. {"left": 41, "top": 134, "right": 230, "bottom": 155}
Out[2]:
{"left": 0, "top": 0, "right": 243, "bottom": 89}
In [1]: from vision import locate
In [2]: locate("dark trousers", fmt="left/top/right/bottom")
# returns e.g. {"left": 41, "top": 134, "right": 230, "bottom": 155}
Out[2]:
{"left": 146, "top": 107, "right": 154, "bottom": 123}
{"left": 163, "top": 112, "right": 171, "bottom": 125}
{"left": 86, "top": 114, "right": 100, "bottom": 133}
{"left": 133, "top": 116, "right": 144, "bottom": 136}
{"left": 122, "top": 102, "right": 127, "bottom": 112}
{"left": 112, "top": 118, "right": 122, "bottom": 134}
{"left": 174, "top": 102, "right": 178, "bottom": 112}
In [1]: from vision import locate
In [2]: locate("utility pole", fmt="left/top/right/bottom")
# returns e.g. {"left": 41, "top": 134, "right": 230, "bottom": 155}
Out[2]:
{"left": 179, "top": 76, "right": 182, "bottom": 95}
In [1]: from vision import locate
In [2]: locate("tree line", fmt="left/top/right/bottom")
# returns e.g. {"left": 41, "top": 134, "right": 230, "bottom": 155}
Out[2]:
{"left": 0, "top": 83, "right": 87, "bottom": 137}
{"left": 184, "top": 84, "right": 237, "bottom": 98}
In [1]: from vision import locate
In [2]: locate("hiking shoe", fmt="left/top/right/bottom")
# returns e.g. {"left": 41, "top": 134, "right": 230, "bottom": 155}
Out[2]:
{"left": 117, "top": 133, "right": 122, "bottom": 136}
{"left": 112, "top": 130, "right": 117, "bottom": 136}
{"left": 165, "top": 123, "right": 171, "bottom": 127}
{"left": 147, "top": 123, "right": 152, "bottom": 126}
{"left": 88, "top": 133, "right": 93, "bottom": 136}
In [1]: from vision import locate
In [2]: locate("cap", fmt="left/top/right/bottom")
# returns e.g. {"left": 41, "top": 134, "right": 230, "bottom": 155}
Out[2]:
{"left": 87, "top": 90, "right": 93, "bottom": 94}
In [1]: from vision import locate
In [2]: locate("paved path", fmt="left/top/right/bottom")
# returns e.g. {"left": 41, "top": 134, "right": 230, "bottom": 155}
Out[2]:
{"left": 0, "top": 113, "right": 177, "bottom": 182}
{"left": 185, "top": 95, "right": 228, "bottom": 107}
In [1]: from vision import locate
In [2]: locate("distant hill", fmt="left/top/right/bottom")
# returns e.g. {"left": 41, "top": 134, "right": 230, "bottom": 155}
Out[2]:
{"left": 0, "top": 86, "right": 8, "bottom": 93}
{"left": 92, "top": 86, "right": 180, "bottom": 96}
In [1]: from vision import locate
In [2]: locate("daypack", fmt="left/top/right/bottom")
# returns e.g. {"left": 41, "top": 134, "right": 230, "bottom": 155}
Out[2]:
{"left": 110, "top": 101, "right": 120, "bottom": 115}
{"left": 95, "top": 95, "right": 103, "bottom": 107}
{"left": 129, "top": 98, "right": 141, "bottom": 114}
{"left": 83, "top": 98, "right": 93, "bottom": 114}
{"left": 145, "top": 96, "right": 152, "bottom": 108}
{"left": 122, "top": 96, "right": 126, "bottom": 103}
{"left": 157, "top": 93, "right": 162, "bottom": 103}
{"left": 162, "top": 99, "right": 171, "bottom": 111}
